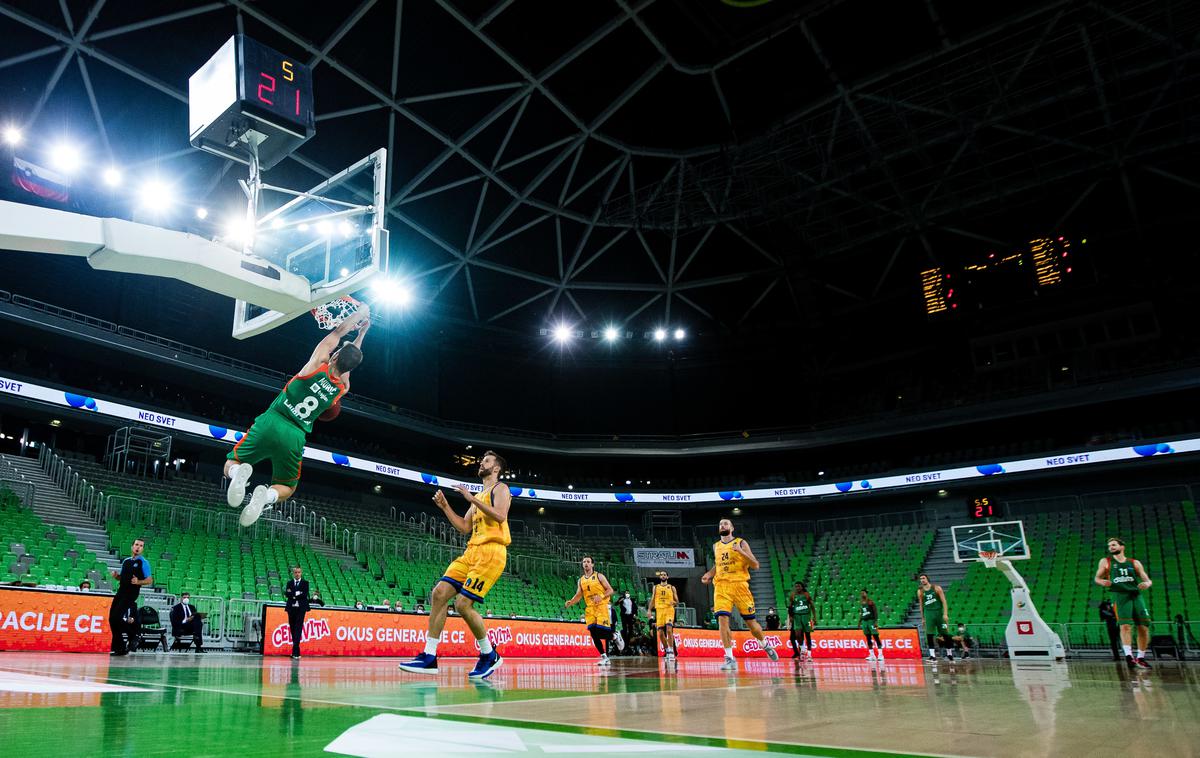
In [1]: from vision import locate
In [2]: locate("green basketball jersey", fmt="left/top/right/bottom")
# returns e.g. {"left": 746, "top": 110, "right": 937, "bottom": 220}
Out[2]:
{"left": 860, "top": 601, "right": 876, "bottom": 622}
{"left": 268, "top": 364, "right": 345, "bottom": 434}
{"left": 1108, "top": 557, "right": 1141, "bottom": 595}
{"left": 790, "top": 593, "right": 812, "bottom": 618}
{"left": 921, "top": 586, "right": 942, "bottom": 616}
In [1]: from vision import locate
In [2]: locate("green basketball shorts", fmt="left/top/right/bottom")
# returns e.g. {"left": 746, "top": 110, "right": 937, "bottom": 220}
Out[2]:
{"left": 226, "top": 412, "right": 306, "bottom": 487}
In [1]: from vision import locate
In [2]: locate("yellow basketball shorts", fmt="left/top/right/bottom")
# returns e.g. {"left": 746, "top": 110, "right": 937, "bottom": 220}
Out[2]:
{"left": 655, "top": 606, "right": 676, "bottom": 628}
{"left": 441, "top": 543, "right": 507, "bottom": 602}
{"left": 585, "top": 603, "right": 612, "bottom": 630}
{"left": 714, "top": 580, "right": 756, "bottom": 620}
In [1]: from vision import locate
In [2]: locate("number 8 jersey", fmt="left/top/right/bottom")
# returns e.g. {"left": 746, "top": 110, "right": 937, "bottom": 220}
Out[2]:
{"left": 269, "top": 363, "right": 346, "bottom": 433}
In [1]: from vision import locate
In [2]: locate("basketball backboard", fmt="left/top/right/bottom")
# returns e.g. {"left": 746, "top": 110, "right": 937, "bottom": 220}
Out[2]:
{"left": 951, "top": 520, "right": 1030, "bottom": 563}
{"left": 231, "top": 148, "right": 388, "bottom": 339}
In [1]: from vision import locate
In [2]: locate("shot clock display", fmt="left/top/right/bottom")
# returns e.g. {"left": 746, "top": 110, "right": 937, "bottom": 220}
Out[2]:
{"left": 189, "top": 35, "right": 315, "bottom": 169}
{"left": 969, "top": 496, "right": 996, "bottom": 519}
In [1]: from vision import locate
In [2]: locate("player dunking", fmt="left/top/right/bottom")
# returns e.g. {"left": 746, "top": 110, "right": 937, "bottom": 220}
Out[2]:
{"left": 399, "top": 450, "right": 510, "bottom": 679}
{"left": 860, "top": 589, "right": 884, "bottom": 661}
{"left": 565, "top": 556, "right": 616, "bottom": 666}
{"left": 224, "top": 307, "right": 369, "bottom": 526}
{"left": 651, "top": 570, "right": 679, "bottom": 660}
{"left": 1095, "top": 537, "right": 1153, "bottom": 668}
{"left": 701, "top": 518, "right": 778, "bottom": 669}
{"left": 787, "top": 581, "right": 816, "bottom": 660}
{"left": 917, "top": 574, "right": 955, "bottom": 661}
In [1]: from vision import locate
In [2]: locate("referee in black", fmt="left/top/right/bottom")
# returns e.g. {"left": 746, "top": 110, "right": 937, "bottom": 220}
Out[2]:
{"left": 284, "top": 565, "right": 310, "bottom": 658}
{"left": 109, "top": 537, "right": 152, "bottom": 655}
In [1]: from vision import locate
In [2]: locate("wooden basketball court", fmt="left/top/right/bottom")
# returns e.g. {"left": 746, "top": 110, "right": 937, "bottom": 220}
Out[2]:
{"left": 1, "top": 652, "right": 1197, "bottom": 756}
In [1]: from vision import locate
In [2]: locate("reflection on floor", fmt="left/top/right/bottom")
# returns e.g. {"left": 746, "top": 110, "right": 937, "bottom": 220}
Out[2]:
{"left": 0, "top": 653, "right": 1198, "bottom": 757}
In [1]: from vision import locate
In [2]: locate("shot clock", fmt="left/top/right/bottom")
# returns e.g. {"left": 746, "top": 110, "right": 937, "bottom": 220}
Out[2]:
{"left": 189, "top": 35, "right": 315, "bottom": 169}
{"left": 969, "top": 496, "right": 996, "bottom": 520}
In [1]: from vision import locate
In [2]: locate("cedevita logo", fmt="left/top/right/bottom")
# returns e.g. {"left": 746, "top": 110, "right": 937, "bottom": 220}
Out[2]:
{"left": 271, "top": 618, "right": 332, "bottom": 648}
{"left": 742, "top": 635, "right": 784, "bottom": 653}
{"left": 476, "top": 626, "right": 513, "bottom": 650}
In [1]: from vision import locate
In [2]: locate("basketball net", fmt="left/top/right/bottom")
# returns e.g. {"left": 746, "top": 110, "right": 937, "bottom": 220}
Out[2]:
{"left": 978, "top": 550, "right": 999, "bottom": 569}
{"left": 311, "top": 296, "right": 363, "bottom": 330}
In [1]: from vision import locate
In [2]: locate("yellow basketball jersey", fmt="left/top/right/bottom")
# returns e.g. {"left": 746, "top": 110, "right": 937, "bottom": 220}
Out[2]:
{"left": 653, "top": 582, "right": 674, "bottom": 608}
{"left": 468, "top": 485, "right": 512, "bottom": 547}
{"left": 713, "top": 538, "right": 751, "bottom": 583}
{"left": 580, "top": 573, "right": 607, "bottom": 606}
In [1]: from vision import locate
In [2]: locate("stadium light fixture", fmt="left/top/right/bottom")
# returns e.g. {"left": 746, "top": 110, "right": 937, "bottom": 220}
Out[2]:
{"left": 553, "top": 324, "right": 572, "bottom": 344}
{"left": 102, "top": 167, "right": 122, "bottom": 187}
{"left": 653, "top": 328, "right": 667, "bottom": 342}
{"left": 338, "top": 220, "right": 355, "bottom": 238}
{"left": 49, "top": 142, "right": 83, "bottom": 174}
{"left": 195, "top": 207, "right": 209, "bottom": 220}
{"left": 2, "top": 126, "right": 21, "bottom": 146}
{"left": 138, "top": 179, "right": 173, "bottom": 212}
{"left": 315, "top": 220, "right": 333, "bottom": 236}
{"left": 270, "top": 217, "right": 284, "bottom": 230}
{"left": 223, "top": 216, "right": 254, "bottom": 243}
{"left": 371, "top": 277, "right": 413, "bottom": 306}
{"left": 673, "top": 328, "right": 685, "bottom": 341}
{"left": 603, "top": 326, "right": 620, "bottom": 342}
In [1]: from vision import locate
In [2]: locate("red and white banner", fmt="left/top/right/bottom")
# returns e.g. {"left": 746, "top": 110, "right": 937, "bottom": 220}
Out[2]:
{"left": 261, "top": 606, "right": 599, "bottom": 657}
{"left": 0, "top": 587, "right": 112, "bottom": 653}
{"left": 661, "top": 627, "right": 922, "bottom": 660}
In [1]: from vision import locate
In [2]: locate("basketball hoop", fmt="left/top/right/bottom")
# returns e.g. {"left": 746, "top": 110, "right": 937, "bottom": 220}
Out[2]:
{"left": 979, "top": 550, "right": 999, "bottom": 568}
{"left": 310, "top": 296, "right": 363, "bottom": 330}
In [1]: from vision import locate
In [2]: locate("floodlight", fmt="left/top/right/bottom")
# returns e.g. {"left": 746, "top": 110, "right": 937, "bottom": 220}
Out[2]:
{"left": 49, "top": 142, "right": 82, "bottom": 174}
{"left": 673, "top": 328, "right": 685, "bottom": 340}
{"left": 338, "top": 220, "right": 355, "bottom": 237}
{"left": 315, "top": 220, "right": 332, "bottom": 236}
{"left": 653, "top": 328, "right": 667, "bottom": 342}
{"left": 553, "top": 324, "right": 572, "bottom": 343}
{"left": 223, "top": 216, "right": 254, "bottom": 242}
{"left": 102, "top": 167, "right": 122, "bottom": 187}
{"left": 195, "top": 207, "right": 209, "bottom": 220}
{"left": 270, "top": 217, "right": 284, "bottom": 230}
{"left": 603, "top": 326, "right": 619, "bottom": 342}
{"left": 138, "top": 179, "right": 173, "bottom": 212}
{"left": 371, "top": 278, "right": 412, "bottom": 306}
{"left": 339, "top": 267, "right": 350, "bottom": 277}
{"left": 2, "top": 126, "right": 21, "bottom": 146}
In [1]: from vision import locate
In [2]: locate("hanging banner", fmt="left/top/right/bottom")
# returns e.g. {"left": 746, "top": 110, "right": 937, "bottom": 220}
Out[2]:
{"left": 632, "top": 548, "right": 695, "bottom": 568}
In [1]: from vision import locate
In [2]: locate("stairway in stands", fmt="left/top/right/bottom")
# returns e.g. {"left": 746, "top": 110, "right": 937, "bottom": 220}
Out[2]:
{"left": 904, "top": 526, "right": 970, "bottom": 625}
{"left": 0, "top": 453, "right": 123, "bottom": 580}
{"left": 745, "top": 529, "right": 778, "bottom": 615}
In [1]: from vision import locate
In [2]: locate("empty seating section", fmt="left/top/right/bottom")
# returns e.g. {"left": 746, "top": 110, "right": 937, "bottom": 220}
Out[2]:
{"left": 948, "top": 500, "right": 1200, "bottom": 628}
{"left": 767, "top": 525, "right": 934, "bottom": 627}
{"left": 1, "top": 487, "right": 109, "bottom": 587}
{"left": 767, "top": 530, "right": 814, "bottom": 612}
{"left": 105, "top": 521, "right": 392, "bottom": 606}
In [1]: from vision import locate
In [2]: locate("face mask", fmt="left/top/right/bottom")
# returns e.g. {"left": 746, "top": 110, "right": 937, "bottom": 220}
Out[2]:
{"left": 182, "top": 598, "right": 189, "bottom": 604}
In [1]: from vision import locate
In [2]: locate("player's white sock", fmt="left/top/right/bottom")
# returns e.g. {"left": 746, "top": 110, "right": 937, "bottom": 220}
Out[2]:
{"left": 479, "top": 636, "right": 494, "bottom": 655}
{"left": 424, "top": 638, "right": 439, "bottom": 656}
{"left": 266, "top": 488, "right": 279, "bottom": 504}
{"left": 723, "top": 646, "right": 734, "bottom": 659}
{"left": 1123, "top": 645, "right": 1132, "bottom": 657}
{"left": 1136, "top": 649, "right": 1145, "bottom": 659}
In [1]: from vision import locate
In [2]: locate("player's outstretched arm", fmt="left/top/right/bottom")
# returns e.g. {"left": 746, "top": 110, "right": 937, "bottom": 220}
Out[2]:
{"left": 433, "top": 490, "right": 471, "bottom": 534}
{"left": 1094, "top": 558, "right": 1112, "bottom": 587}
{"left": 302, "top": 305, "right": 370, "bottom": 373}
